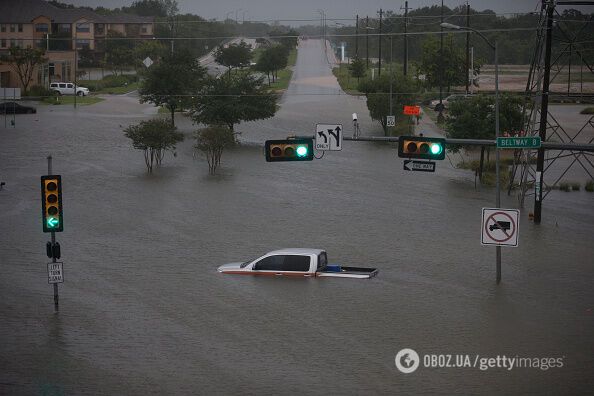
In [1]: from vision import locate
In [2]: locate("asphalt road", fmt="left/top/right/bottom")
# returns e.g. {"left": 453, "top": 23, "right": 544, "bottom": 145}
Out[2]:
{"left": 0, "top": 39, "right": 593, "bottom": 395}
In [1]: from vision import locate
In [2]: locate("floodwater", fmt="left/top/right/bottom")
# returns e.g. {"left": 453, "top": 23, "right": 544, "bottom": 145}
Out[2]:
{"left": 1, "top": 40, "right": 593, "bottom": 395}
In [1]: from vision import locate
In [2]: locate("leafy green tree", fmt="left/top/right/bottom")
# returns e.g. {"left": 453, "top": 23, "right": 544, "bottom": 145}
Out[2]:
{"left": 445, "top": 94, "right": 523, "bottom": 153}
{"left": 349, "top": 56, "right": 366, "bottom": 83}
{"left": 0, "top": 47, "right": 48, "bottom": 94}
{"left": 214, "top": 41, "right": 253, "bottom": 77}
{"left": 358, "top": 72, "right": 418, "bottom": 135}
{"left": 418, "top": 34, "right": 481, "bottom": 93}
{"left": 134, "top": 40, "right": 166, "bottom": 68}
{"left": 139, "top": 49, "right": 206, "bottom": 126}
{"left": 190, "top": 73, "right": 278, "bottom": 136}
{"left": 104, "top": 30, "right": 134, "bottom": 75}
{"left": 194, "top": 125, "right": 236, "bottom": 174}
{"left": 124, "top": 118, "right": 184, "bottom": 173}
{"left": 255, "top": 45, "right": 288, "bottom": 84}
{"left": 125, "top": 0, "right": 177, "bottom": 17}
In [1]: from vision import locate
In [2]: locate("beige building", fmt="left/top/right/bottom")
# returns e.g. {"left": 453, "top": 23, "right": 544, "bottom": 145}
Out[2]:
{"left": 0, "top": 0, "right": 154, "bottom": 90}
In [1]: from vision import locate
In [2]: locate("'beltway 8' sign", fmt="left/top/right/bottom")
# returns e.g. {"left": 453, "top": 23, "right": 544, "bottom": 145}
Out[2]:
{"left": 497, "top": 137, "right": 541, "bottom": 149}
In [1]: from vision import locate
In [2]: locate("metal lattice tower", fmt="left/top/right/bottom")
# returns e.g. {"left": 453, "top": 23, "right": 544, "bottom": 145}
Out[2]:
{"left": 510, "top": 0, "right": 594, "bottom": 221}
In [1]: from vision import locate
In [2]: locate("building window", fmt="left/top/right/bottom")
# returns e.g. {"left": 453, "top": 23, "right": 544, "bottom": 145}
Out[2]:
{"left": 10, "top": 24, "right": 16, "bottom": 32}
{"left": 1, "top": 39, "right": 6, "bottom": 48}
{"left": 76, "top": 23, "right": 90, "bottom": 33}
{"left": 1, "top": 25, "right": 6, "bottom": 33}
{"left": 141, "top": 24, "right": 149, "bottom": 34}
{"left": 95, "top": 23, "right": 104, "bottom": 35}
{"left": 10, "top": 39, "right": 16, "bottom": 47}
{"left": 36, "top": 23, "right": 49, "bottom": 32}
{"left": 18, "top": 39, "right": 24, "bottom": 48}
{"left": 18, "top": 24, "right": 23, "bottom": 32}
{"left": 76, "top": 39, "right": 90, "bottom": 49}
{"left": 57, "top": 23, "right": 71, "bottom": 33}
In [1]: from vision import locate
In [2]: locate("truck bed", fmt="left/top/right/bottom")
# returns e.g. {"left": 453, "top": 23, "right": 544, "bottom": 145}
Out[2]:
{"left": 317, "top": 266, "right": 378, "bottom": 279}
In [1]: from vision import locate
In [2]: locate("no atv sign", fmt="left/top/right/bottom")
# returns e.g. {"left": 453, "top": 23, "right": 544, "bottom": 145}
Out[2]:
{"left": 481, "top": 208, "right": 520, "bottom": 247}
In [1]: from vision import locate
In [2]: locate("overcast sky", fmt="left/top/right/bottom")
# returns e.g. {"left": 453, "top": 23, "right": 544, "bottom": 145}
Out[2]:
{"left": 60, "top": 0, "right": 576, "bottom": 24}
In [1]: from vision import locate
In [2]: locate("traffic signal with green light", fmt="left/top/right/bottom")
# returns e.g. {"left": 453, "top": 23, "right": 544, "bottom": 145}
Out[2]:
{"left": 398, "top": 136, "right": 446, "bottom": 160}
{"left": 265, "top": 139, "right": 314, "bottom": 162}
{"left": 41, "top": 175, "right": 63, "bottom": 232}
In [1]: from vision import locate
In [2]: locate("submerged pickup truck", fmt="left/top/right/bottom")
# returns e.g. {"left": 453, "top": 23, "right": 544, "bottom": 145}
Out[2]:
{"left": 217, "top": 248, "right": 378, "bottom": 279}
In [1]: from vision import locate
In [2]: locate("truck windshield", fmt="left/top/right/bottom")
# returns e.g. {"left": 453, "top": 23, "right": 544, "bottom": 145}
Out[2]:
{"left": 240, "top": 259, "right": 255, "bottom": 268}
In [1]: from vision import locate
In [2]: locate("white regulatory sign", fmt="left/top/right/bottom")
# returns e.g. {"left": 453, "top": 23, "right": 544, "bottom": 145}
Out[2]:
{"left": 386, "top": 115, "right": 395, "bottom": 127}
{"left": 315, "top": 124, "right": 342, "bottom": 151}
{"left": 481, "top": 208, "right": 520, "bottom": 247}
{"left": 47, "top": 262, "right": 64, "bottom": 284}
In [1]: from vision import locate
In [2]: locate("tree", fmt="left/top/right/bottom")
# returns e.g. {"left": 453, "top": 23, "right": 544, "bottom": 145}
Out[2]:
{"left": 214, "top": 41, "right": 253, "bottom": 77}
{"left": 1, "top": 47, "right": 48, "bottom": 94}
{"left": 194, "top": 125, "right": 235, "bottom": 174}
{"left": 418, "top": 34, "right": 482, "bottom": 93}
{"left": 104, "top": 30, "right": 134, "bottom": 75}
{"left": 123, "top": 118, "right": 184, "bottom": 173}
{"left": 133, "top": 40, "right": 166, "bottom": 68}
{"left": 445, "top": 94, "right": 523, "bottom": 154}
{"left": 358, "top": 72, "right": 418, "bottom": 135}
{"left": 139, "top": 49, "right": 206, "bottom": 126}
{"left": 125, "top": 0, "right": 177, "bottom": 17}
{"left": 190, "top": 73, "right": 278, "bottom": 136}
{"left": 254, "top": 45, "right": 288, "bottom": 84}
{"left": 349, "top": 56, "right": 366, "bottom": 83}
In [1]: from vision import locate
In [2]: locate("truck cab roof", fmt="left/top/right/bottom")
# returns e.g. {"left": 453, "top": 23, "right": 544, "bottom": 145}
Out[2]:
{"left": 266, "top": 248, "right": 325, "bottom": 256}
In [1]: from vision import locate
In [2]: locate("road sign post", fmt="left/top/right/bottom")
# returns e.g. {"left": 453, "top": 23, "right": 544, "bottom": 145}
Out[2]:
{"left": 481, "top": 208, "right": 519, "bottom": 247}
{"left": 315, "top": 124, "right": 342, "bottom": 151}
{"left": 403, "top": 160, "right": 436, "bottom": 172}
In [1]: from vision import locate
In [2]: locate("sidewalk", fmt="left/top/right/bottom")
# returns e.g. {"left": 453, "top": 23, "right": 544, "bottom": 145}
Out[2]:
{"left": 415, "top": 108, "right": 446, "bottom": 138}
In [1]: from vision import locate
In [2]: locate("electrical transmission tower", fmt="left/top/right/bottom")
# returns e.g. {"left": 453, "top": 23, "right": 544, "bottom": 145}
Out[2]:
{"left": 510, "top": 0, "right": 594, "bottom": 223}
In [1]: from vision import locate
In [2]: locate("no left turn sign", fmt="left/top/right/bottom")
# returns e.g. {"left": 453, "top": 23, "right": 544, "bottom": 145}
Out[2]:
{"left": 481, "top": 208, "right": 520, "bottom": 247}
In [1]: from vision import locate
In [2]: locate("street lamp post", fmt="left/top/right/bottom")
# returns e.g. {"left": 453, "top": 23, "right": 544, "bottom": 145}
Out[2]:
{"left": 441, "top": 22, "right": 501, "bottom": 284}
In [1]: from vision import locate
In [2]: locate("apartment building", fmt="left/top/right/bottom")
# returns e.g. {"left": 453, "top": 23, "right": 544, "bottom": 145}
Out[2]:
{"left": 0, "top": 0, "right": 154, "bottom": 90}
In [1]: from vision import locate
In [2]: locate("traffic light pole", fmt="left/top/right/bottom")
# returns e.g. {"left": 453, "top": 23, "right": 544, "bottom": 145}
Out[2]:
{"left": 47, "top": 155, "right": 59, "bottom": 312}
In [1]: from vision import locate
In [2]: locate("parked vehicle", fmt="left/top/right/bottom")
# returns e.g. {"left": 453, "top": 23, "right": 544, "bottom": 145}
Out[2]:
{"left": 49, "top": 82, "right": 90, "bottom": 96}
{"left": 429, "top": 94, "right": 472, "bottom": 110}
{"left": 217, "top": 248, "right": 378, "bottom": 279}
{"left": 0, "top": 102, "right": 36, "bottom": 114}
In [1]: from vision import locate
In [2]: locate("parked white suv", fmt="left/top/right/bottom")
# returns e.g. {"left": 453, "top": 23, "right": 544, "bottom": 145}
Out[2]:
{"left": 50, "top": 82, "right": 90, "bottom": 96}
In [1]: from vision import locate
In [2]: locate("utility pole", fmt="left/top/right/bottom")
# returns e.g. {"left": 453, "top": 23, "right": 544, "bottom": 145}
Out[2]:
{"left": 74, "top": 28, "right": 77, "bottom": 109}
{"left": 403, "top": 1, "right": 409, "bottom": 75}
{"left": 366, "top": 16, "right": 369, "bottom": 68}
{"left": 378, "top": 9, "right": 383, "bottom": 77}
{"left": 439, "top": 0, "right": 444, "bottom": 106}
{"left": 534, "top": 0, "right": 554, "bottom": 224}
{"left": 465, "top": 2, "right": 470, "bottom": 94}
{"left": 355, "top": 15, "right": 359, "bottom": 57}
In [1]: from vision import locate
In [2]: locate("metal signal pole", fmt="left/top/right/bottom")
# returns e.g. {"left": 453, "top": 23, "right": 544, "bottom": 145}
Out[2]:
{"left": 378, "top": 9, "right": 383, "bottom": 77}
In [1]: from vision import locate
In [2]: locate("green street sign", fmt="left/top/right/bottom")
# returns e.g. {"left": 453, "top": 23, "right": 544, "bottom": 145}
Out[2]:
{"left": 497, "top": 137, "right": 541, "bottom": 149}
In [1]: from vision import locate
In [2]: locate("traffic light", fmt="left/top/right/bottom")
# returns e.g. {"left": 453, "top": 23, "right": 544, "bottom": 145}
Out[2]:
{"left": 398, "top": 136, "right": 446, "bottom": 160}
{"left": 265, "top": 139, "right": 314, "bottom": 162}
{"left": 41, "top": 175, "right": 63, "bottom": 232}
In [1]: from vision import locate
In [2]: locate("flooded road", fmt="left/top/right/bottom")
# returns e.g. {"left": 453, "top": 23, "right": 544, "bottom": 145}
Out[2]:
{"left": 1, "top": 40, "right": 593, "bottom": 395}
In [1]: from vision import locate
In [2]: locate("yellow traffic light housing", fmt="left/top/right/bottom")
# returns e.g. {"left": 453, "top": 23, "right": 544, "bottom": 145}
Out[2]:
{"left": 41, "top": 175, "right": 63, "bottom": 232}
{"left": 265, "top": 139, "right": 314, "bottom": 162}
{"left": 398, "top": 136, "right": 446, "bottom": 160}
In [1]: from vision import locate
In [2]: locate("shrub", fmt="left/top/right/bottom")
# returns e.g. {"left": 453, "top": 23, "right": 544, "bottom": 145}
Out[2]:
{"left": 585, "top": 181, "right": 594, "bottom": 192}
{"left": 24, "top": 85, "right": 55, "bottom": 99}
{"left": 559, "top": 182, "right": 571, "bottom": 192}
{"left": 579, "top": 107, "right": 594, "bottom": 115}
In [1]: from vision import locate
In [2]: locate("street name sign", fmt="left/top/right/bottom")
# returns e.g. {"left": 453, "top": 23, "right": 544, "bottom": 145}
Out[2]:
{"left": 497, "top": 137, "right": 541, "bottom": 149}
{"left": 386, "top": 116, "right": 395, "bottom": 127}
{"left": 403, "top": 160, "right": 436, "bottom": 172}
{"left": 481, "top": 208, "right": 519, "bottom": 247}
{"left": 315, "top": 124, "right": 343, "bottom": 151}
{"left": 47, "top": 262, "right": 64, "bottom": 284}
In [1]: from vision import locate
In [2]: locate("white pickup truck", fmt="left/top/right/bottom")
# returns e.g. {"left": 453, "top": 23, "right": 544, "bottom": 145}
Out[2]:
{"left": 217, "top": 248, "right": 378, "bottom": 279}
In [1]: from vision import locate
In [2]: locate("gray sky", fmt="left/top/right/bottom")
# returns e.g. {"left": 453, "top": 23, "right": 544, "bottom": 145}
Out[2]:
{"left": 62, "top": 0, "right": 560, "bottom": 24}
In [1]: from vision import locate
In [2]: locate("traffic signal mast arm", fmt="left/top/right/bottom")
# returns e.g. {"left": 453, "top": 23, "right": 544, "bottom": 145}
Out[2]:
{"left": 290, "top": 135, "right": 594, "bottom": 152}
